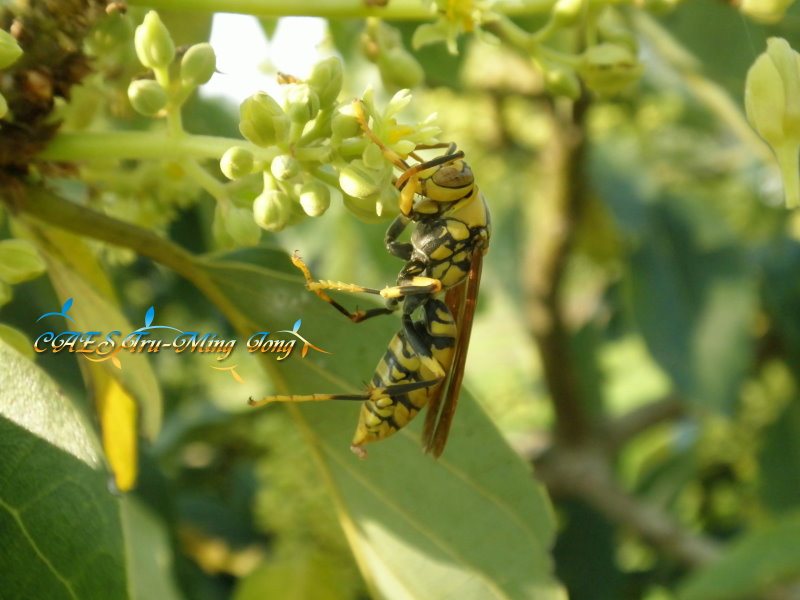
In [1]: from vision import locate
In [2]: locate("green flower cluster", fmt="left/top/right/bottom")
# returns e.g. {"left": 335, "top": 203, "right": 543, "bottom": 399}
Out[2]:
{"left": 406, "top": 0, "right": 644, "bottom": 98}
{"left": 115, "top": 10, "right": 444, "bottom": 240}
{"left": 226, "top": 65, "right": 440, "bottom": 232}
{"left": 128, "top": 11, "right": 216, "bottom": 118}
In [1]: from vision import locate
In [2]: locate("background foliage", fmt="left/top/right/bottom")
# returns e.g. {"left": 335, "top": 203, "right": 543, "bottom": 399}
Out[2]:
{"left": 1, "top": 0, "right": 800, "bottom": 599}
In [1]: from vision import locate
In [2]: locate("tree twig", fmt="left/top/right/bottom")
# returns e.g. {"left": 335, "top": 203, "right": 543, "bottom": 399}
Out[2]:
{"left": 524, "top": 95, "right": 592, "bottom": 445}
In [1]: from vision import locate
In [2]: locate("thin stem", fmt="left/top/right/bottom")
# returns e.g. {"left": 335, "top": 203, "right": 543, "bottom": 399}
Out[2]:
{"left": 182, "top": 159, "right": 227, "bottom": 203}
{"left": 38, "top": 131, "right": 277, "bottom": 163}
{"left": 535, "top": 443, "right": 721, "bottom": 568}
{"left": 14, "top": 187, "right": 254, "bottom": 337}
{"left": 525, "top": 95, "right": 592, "bottom": 445}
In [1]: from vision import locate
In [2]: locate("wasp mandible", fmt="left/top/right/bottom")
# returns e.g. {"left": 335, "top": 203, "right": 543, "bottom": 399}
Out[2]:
{"left": 249, "top": 100, "right": 490, "bottom": 458}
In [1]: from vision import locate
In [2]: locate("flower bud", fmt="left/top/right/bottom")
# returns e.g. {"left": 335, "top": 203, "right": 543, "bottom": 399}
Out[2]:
{"left": 343, "top": 192, "right": 388, "bottom": 223}
{"left": 220, "top": 146, "right": 255, "bottom": 180}
{"left": 0, "top": 92, "right": 7, "bottom": 120}
{"left": 377, "top": 46, "right": 424, "bottom": 90}
{"left": 180, "top": 43, "right": 216, "bottom": 86}
{"left": 552, "top": 0, "right": 585, "bottom": 28}
{"left": 239, "top": 92, "right": 290, "bottom": 147}
{"left": 331, "top": 111, "right": 362, "bottom": 139}
{"left": 578, "top": 43, "right": 643, "bottom": 96}
{"left": 339, "top": 160, "right": 380, "bottom": 199}
{"left": 544, "top": 66, "right": 582, "bottom": 99}
{"left": 307, "top": 57, "right": 343, "bottom": 108}
{"left": 86, "top": 12, "right": 133, "bottom": 56}
{"left": 253, "top": 189, "right": 292, "bottom": 232}
{"left": 134, "top": 11, "right": 175, "bottom": 69}
{"left": 745, "top": 37, "right": 800, "bottom": 208}
{"left": 283, "top": 83, "right": 320, "bottom": 124}
{"left": 0, "top": 29, "right": 22, "bottom": 69}
{"left": 127, "top": 79, "right": 167, "bottom": 116}
{"left": 270, "top": 154, "right": 300, "bottom": 181}
{"left": 362, "top": 142, "right": 386, "bottom": 170}
{"left": 298, "top": 180, "right": 331, "bottom": 216}
{"left": 740, "top": 0, "right": 795, "bottom": 23}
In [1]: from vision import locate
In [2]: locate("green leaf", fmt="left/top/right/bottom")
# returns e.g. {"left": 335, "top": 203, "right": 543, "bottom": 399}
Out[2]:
{"left": 757, "top": 398, "right": 800, "bottom": 513}
{"left": 0, "top": 323, "right": 32, "bottom": 359}
{"left": 0, "top": 338, "right": 129, "bottom": 599}
{"left": 30, "top": 226, "right": 162, "bottom": 440}
{"left": 677, "top": 509, "right": 800, "bottom": 600}
{"left": 626, "top": 203, "right": 755, "bottom": 412}
{"left": 121, "top": 496, "right": 184, "bottom": 600}
{"left": 198, "top": 247, "right": 566, "bottom": 599}
{"left": 0, "top": 238, "right": 46, "bottom": 284}
{"left": 234, "top": 551, "right": 353, "bottom": 600}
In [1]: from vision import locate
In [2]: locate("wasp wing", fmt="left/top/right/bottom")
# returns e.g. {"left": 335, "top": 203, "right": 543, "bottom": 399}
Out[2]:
{"left": 422, "top": 250, "right": 484, "bottom": 457}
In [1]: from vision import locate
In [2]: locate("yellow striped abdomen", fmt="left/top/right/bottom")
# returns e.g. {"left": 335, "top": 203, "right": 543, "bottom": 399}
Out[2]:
{"left": 351, "top": 299, "right": 456, "bottom": 452}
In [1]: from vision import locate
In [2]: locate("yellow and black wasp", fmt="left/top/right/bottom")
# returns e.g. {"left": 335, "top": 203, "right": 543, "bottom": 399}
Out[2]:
{"left": 249, "top": 100, "right": 490, "bottom": 458}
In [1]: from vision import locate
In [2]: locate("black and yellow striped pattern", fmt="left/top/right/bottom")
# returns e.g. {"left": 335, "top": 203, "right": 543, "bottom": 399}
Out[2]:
{"left": 351, "top": 299, "right": 457, "bottom": 453}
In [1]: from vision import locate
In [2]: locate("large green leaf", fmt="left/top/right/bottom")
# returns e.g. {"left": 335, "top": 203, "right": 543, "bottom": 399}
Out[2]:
{"left": 757, "top": 398, "right": 800, "bottom": 514}
{"left": 0, "top": 339, "right": 128, "bottom": 599}
{"left": 121, "top": 496, "right": 185, "bottom": 600}
{"left": 197, "top": 247, "right": 566, "bottom": 599}
{"left": 677, "top": 510, "right": 800, "bottom": 600}
{"left": 626, "top": 203, "right": 755, "bottom": 412}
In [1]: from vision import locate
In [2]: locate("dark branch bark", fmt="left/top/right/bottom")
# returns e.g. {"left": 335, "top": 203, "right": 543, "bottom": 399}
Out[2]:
{"left": 524, "top": 95, "right": 592, "bottom": 445}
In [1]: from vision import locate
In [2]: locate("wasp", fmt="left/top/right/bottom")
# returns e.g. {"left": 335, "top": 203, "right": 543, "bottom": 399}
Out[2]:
{"left": 249, "top": 100, "right": 490, "bottom": 458}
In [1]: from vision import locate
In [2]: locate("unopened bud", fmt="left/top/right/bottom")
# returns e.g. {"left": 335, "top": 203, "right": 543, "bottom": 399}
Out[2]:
{"left": 307, "top": 57, "right": 343, "bottom": 107}
{"left": 127, "top": 79, "right": 167, "bottom": 116}
{"left": 377, "top": 47, "right": 424, "bottom": 90}
{"left": 544, "top": 66, "right": 581, "bottom": 99}
{"left": 239, "top": 92, "right": 290, "bottom": 147}
{"left": 253, "top": 189, "right": 292, "bottom": 232}
{"left": 220, "top": 146, "right": 255, "bottom": 180}
{"left": 552, "top": 0, "right": 586, "bottom": 28}
{"left": 740, "top": 0, "right": 795, "bottom": 23}
{"left": 283, "top": 83, "right": 320, "bottom": 124}
{"left": 343, "top": 192, "right": 387, "bottom": 223}
{"left": 339, "top": 160, "right": 380, "bottom": 199}
{"left": 331, "top": 111, "right": 362, "bottom": 139}
{"left": 86, "top": 13, "right": 133, "bottom": 56}
{"left": 134, "top": 11, "right": 175, "bottom": 69}
{"left": 745, "top": 37, "right": 800, "bottom": 208}
{"left": 270, "top": 154, "right": 300, "bottom": 181}
{"left": 0, "top": 29, "right": 22, "bottom": 69}
{"left": 181, "top": 43, "right": 216, "bottom": 86}
{"left": 362, "top": 143, "right": 386, "bottom": 170}
{"left": 578, "top": 43, "right": 643, "bottom": 96}
{"left": 298, "top": 180, "right": 331, "bottom": 216}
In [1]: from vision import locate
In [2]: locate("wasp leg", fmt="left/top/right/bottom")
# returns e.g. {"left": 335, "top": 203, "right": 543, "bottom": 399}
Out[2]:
{"left": 289, "top": 252, "right": 393, "bottom": 322}
{"left": 385, "top": 214, "right": 412, "bottom": 260}
{"left": 248, "top": 392, "right": 368, "bottom": 406}
{"left": 250, "top": 378, "right": 441, "bottom": 407}
{"left": 291, "top": 252, "right": 442, "bottom": 320}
